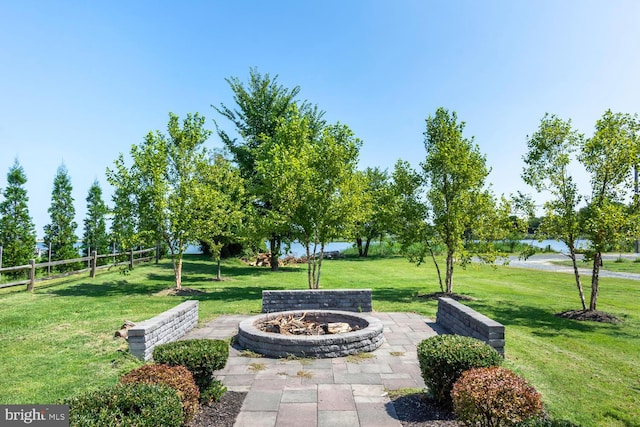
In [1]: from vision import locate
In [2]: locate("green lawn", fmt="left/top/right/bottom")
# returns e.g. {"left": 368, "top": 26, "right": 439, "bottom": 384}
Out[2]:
{"left": 0, "top": 255, "right": 638, "bottom": 427}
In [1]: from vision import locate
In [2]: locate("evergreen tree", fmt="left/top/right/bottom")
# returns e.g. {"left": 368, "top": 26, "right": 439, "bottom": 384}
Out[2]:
{"left": 44, "top": 165, "right": 78, "bottom": 271}
{"left": 0, "top": 160, "right": 36, "bottom": 274}
{"left": 82, "top": 180, "right": 109, "bottom": 260}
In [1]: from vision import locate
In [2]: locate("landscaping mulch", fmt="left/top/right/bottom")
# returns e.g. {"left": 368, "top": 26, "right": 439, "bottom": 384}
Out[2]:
{"left": 556, "top": 309, "right": 621, "bottom": 323}
{"left": 416, "top": 292, "right": 475, "bottom": 302}
{"left": 188, "top": 391, "right": 247, "bottom": 427}
{"left": 392, "top": 393, "right": 461, "bottom": 427}
{"left": 189, "top": 390, "right": 462, "bottom": 426}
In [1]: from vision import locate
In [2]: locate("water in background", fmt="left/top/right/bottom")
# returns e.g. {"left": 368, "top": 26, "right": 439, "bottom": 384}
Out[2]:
{"left": 521, "top": 239, "right": 589, "bottom": 254}
{"left": 184, "top": 241, "right": 354, "bottom": 257}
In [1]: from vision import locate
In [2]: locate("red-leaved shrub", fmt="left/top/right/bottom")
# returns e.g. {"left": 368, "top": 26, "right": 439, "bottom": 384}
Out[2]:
{"left": 121, "top": 363, "right": 200, "bottom": 424}
{"left": 452, "top": 366, "right": 544, "bottom": 426}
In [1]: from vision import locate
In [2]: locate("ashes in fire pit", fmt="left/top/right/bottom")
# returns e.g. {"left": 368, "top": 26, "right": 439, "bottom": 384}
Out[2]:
{"left": 259, "top": 312, "right": 359, "bottom": 335}
{"left": 237, "top": 310, "right": 385, "bottom": 358}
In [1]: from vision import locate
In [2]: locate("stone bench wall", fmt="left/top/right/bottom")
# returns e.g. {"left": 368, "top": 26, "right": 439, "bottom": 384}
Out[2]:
{"left": 128, "top": 300, "right": 199, "bottom": 360}
{"left": 436, "top": 297, "right": 505, "bottom": 355}
{"left": 262, "top": 289, "right": 372, "bottom": 313}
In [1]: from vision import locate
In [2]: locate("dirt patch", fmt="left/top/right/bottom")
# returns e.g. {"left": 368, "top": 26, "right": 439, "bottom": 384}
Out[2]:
{"left": 556, "top": 309, "right": 621, "bottom": 324}
{"left": 416, "top": 292, "right": 475, "bottom": 302}
{"left": 154, "top": 287, "right": 206, "bottom": 297}
{"left": 187, "top": 391, "right": 246, "bottom": 427}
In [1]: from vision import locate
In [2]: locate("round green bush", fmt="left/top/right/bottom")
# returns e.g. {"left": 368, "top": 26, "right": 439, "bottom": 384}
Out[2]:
{"left": 121, "top": 364, "right": 200, "bottom": 423}
{"left": 65, "top": 383, "right": 183, "bottom": 427}
{"left": 452, "top": 366, "right": 544, "bottom": 426}
{"left": 152, "top": 339, "right": 229, "bottom": 401}
{"left": 417, "top": 334, "right": 502, "bottom": 407}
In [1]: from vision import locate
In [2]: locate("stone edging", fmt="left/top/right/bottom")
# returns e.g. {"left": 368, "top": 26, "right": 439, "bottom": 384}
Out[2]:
{"left": 436, "top": 297, "right": 505, "bottom": 355}
{"left": 128, "top": 300, "right": 199, "bottom": 360}
{"left": 262, "top": 289, "right": 372, "bottom": 313}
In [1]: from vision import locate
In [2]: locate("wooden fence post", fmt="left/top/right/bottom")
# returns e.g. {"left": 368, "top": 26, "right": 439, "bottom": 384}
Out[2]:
{"left": 129, "top": 249, "right": 134, "bottom": 269}
{"left": 155, "top": 243, "right": 159, "bottom": 264}
{"left": 0, "top": 245, "right": 3, "bottom": 281}
{"left": 27, "top": 259, "right": 35, "bottom": 292}
{"left": 91, "top": 251, "right": 97, "bottom": 278}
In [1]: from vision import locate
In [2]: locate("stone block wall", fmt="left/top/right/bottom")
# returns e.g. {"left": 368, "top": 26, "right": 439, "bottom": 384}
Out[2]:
{"left": 128, "top": 300, "right": 199, "bottom": 360}
{"left": 262, "top": 289, "right": 372, "bottom": 313}
{"left": 436, "top": 297, "right": 505, "bottom": 355}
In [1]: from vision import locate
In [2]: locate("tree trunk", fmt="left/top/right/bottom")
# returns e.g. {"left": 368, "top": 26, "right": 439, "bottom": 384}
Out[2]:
{"left": 269, "top": 236, "right": 280, "bottom": 271}
{"left": 445, "top": 250, "right": 454, "bottom": 293}
{"left": 216, "top": 258, "right": 221, "bottom": 281}
{"left": 568, "top": 244, "right": 587, "bottom": 310}
{"left": 356, "top": 238, "right": 364, "bottom": 257}
{"left": 314, "top": 242, "right": 325, "bottom": 289}
{"left": 306, "top": 243, "right": 313, "bottom": 289}
{"left": 589, "top": 251, "right": 601, "bottom": 311}
{"left": 174, "top": 255, "right": 183, "bottom": 289}
{"left": 364, "top": 238, "right": 371, "bottom": 257}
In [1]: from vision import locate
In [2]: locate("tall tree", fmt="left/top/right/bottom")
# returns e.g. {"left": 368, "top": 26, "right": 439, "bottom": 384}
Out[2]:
{"left": 522, "top": 114, "right": 587, "bottom": 309}
{"left": 214, "top": 68, "right": 323, "bottom": 270}
{"left": 44, "top": 165, "right": 78, "bottom": 271}
{"left": 421, "top": 107, "right": 494, "bottom": 293}
{"left": 353, "top": 167, "right": 396, "bottom": 257}
{"left": 0, "top": 160, "right": 36, "bottom": 273}
{"left": 82, "top": 180, "right": 109, "bottom": 260}
{"left": 195, "top": 153, "right": 245, "bottom": 281}
{"left": 255, "top": 107, "right": 362, "bottom": 288}
{"left": 107, "top": 113, "right": 213, "bottom": 289}
{"left": 579, "top": 110, "right": 640, "bottom": 311}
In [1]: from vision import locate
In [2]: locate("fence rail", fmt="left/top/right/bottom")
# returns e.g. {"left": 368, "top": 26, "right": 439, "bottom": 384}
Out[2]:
{"left": 0, "top": 247, "right": 157, "bottom": 292}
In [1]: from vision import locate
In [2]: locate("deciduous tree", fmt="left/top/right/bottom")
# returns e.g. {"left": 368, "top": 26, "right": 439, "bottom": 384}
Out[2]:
{"left": 107, "top": 113, "right": 213, "bottom": 289}
{"left": 579, "top": 110, "right": 640, "bottom": 310}
{"left": 214, "top": 68, "right": 324, "bottom": 270}
{"left": 522, "top": 114, "right": 587, "bottom": 309}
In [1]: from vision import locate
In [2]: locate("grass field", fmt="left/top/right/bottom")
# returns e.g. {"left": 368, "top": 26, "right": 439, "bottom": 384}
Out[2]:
{"left": 0, "top": 254, "right": 638, "bottom": 427}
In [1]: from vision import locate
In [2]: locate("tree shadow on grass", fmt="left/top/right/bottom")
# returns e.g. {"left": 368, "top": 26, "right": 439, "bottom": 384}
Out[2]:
{"left": 373, "top": 287, "right": 437, "bottom": 305}
{"left": 466, "top": 301, "right": 600, "bottom": 336}
{"left": 46, "top": 279, "right": 170, "bottom": 298}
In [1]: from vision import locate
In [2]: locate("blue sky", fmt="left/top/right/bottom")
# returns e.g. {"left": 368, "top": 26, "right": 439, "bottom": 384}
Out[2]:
{"left": 1, "top": 1, "right": 639, "bottom": 238}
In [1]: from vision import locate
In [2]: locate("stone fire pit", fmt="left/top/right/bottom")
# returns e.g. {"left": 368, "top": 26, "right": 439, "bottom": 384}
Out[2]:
{"left": 237, "top": 310, "right": 384, "bottom": 358}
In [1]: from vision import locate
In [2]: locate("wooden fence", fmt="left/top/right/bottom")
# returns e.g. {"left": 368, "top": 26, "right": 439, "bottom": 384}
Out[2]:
{"left": 0, "top": 247, "right": 157, "bottom": 292}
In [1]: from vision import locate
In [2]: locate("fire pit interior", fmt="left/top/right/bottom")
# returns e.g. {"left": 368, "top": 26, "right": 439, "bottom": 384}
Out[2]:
{"left": 237, "top": 310, "right": 384, "bottom": 358}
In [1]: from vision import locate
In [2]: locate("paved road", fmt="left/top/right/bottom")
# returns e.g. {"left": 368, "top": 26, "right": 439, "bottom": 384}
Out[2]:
{"left": 500, "top": 253, "right": 640, "bottom": 281}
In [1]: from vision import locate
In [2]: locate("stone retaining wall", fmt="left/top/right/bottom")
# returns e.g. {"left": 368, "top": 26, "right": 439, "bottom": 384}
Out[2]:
{"left": 128, "top": 300, "right": 199, "bottom": 360}
{"left": 436, "top": 297, "right": 505, "bottom": 355}
{"left": 262, "top": 289, "right": 372, "bottom": 313}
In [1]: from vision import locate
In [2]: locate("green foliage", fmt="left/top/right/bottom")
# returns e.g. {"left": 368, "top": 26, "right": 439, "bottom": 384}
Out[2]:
{"left": 82, "top": 180, "right": 110, "bottom": 261}
{"left": 255, "top": 105, "right": 363, "bottom": 288}
{"left": 120, "top": 363, "right": 200, "bottom": 424}
{"left": 65, "top": 382, "right": 183, "bottom": 427}
{"left": 152, "top": 339, "right": 229, "bottom": 402}
{"left": 215, "top": 68, "right": 313, "bottom": 270}
{"left": 44, "top": 164, "right": 79, "bottom": 272}
{"left": 452, "top": 366, "right": 544, "bottom": 426}
{"left": 107, "top": 112, "right": 218, "bottom": 289}
{"left": 0, "top": 159, "right": 36, "bottom": 273}
{"left": 417, "top": 334, "right": 502, "bottom": 407}
{"left": 200, "top": 378, "right": 227, "bottom": 403}
{"left": 352, "top": 167, "right": 397, "bottom": 257}
{"left": 578, "top": 110, "right": 640, "bottom": 310}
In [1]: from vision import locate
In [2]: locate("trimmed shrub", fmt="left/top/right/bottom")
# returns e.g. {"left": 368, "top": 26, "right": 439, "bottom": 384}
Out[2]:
{"left": 417, "top": 334, "right": 502, "bottom": 407}
{"left": 452, "top": 366, "right": 544, "bottom": 426}
{"left": 121, "top": 364, "right": 200, "bottom": 424}
{"left": 65, "top": 383, "right": 183, "bottom": 427}
{"left": 153, "top": 339, "right": 229, "bottom": 402}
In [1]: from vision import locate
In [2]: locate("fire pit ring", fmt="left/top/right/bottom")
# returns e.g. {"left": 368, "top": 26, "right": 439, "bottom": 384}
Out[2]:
{"left": 237, "top": 310, "right": 384, "bottom": 358}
